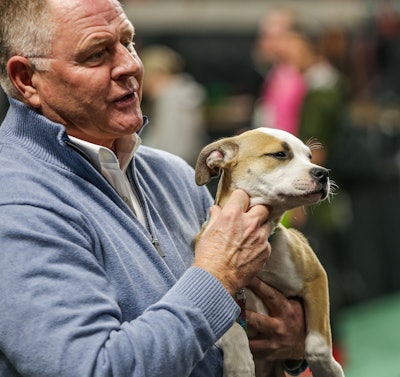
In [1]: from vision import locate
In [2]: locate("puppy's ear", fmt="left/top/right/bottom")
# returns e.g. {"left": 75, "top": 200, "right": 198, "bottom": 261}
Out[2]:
{"left": 195, "top": 139, "right": 239, "bottom": 186}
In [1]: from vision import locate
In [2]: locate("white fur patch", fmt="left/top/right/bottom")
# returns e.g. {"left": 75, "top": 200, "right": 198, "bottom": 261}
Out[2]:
{"left": 305, "top": 331, "right": 345, "bottom": 377}
{"left": 306, "top": 331, "right": 331, "bottom": 359}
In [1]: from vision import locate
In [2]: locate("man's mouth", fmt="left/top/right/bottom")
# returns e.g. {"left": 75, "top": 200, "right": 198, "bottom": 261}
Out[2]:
{"left": 114, "top": 92, "right": 135, "bottom": 103}
{"left": 111, "top": 91, "right": 139, "bottom": 110}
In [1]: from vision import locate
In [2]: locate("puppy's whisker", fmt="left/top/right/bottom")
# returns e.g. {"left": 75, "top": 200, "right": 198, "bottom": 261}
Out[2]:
{"left": 327, "top": 180, "right": 339, "bottom": 203}
{"left": 305, "top": 137, "right": 323, "bottom": 151}
{"left": 329, "top": 180, "right": 339, "bottom": 193}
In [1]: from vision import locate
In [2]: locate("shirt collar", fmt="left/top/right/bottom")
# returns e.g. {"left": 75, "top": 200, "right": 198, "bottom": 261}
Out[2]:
{"left": 67, "top": 116, "right": 148, "bottom": 172}
{"left": 68, "top": 132, "right": 141, "bottom": 173}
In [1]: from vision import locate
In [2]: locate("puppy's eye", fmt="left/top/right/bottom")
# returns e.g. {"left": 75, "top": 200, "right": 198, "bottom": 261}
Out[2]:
{"left": 264, "top": 151, "right": 287, "bottom": 159}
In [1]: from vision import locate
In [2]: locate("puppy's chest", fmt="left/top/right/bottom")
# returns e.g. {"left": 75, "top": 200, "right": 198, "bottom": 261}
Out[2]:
{"left": 258, "top": 237, "right": 303, "bottom": 297}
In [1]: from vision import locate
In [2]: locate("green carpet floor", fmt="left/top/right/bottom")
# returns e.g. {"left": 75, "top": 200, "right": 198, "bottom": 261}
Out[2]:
{"left": 337, "top": 293, "right": 400, "bottom": 377}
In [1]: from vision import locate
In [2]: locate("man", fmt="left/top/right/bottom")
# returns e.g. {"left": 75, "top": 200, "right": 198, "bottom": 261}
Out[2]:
{"left": 0, "top": 0, "right": 305, "bottom": 376}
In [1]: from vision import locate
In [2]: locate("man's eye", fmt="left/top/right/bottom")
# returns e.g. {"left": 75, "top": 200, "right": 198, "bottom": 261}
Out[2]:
{"left": 88, "top": 50, "right": 106, "bottom": 61}
{"left": 122, "top": 39, "right": 135, "bottom": 52}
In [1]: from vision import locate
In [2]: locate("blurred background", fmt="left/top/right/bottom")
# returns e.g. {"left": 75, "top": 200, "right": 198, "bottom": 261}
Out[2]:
{"left": 1, "top": 0, "right": 399, "bottom": 375}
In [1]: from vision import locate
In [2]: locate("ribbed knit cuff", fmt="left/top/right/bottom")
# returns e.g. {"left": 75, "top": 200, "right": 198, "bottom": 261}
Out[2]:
{"left": 173, "top": 267, "right": 240, "bottom": 339}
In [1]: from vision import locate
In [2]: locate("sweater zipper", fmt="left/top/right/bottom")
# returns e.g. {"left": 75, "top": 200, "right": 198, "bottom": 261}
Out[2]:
{"left": 151, "top": 238, "right": 165, "bottom": 257}
{"left": 127, "top": 168, "right": 166, "bottom": 258}
{"left": 66, "top": 140, "right": 165, "bottom": 257}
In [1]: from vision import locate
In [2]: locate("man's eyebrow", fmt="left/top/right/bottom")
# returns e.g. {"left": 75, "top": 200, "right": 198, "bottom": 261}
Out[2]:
{"left": 79, "top": 24, "right": 135, "bottom": 52}
{"left": 79, "top": 36, "right": 110, "bottom": 53}
{"left": 122, "top": 22, "right": 135, "bottom": 38}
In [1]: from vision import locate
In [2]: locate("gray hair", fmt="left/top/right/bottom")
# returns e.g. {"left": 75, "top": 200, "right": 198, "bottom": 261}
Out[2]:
{"left": 0, "top": 0, "right": 57, "bottom": 98}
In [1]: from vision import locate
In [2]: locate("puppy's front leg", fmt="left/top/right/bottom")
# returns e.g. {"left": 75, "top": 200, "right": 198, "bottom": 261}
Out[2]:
{"left": 217, "top": 322, "right": 255, "bottom": 377}
{"left": 303, "top": 275, "right": 345, "bottom": 377}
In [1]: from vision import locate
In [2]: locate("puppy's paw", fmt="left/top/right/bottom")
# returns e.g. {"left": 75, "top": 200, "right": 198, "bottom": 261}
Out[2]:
{"left": 305, "top": 331, "right": 345, "bottom": 377}
{"left": 305, "top": 331, "right": 331, "bottom": 360}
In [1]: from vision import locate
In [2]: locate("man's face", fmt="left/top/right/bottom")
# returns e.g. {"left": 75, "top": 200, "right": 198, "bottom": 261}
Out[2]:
{"left": 32, "top": 0, "right": 144, "bottom": 148}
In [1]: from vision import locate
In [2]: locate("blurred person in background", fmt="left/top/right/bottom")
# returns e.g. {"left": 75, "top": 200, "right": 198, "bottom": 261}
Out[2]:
{"left": 139, "top": 45, "right": 207, "bottom": 167}
{"left": 252, "top": 8, "right": 307, "bottom": 136}
{"left": 282, "top": 26, "right": 347, "bottom": 171}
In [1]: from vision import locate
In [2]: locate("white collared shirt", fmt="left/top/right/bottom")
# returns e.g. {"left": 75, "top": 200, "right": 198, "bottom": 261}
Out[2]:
{"left": 68, "top": 134, "right": 146, "bottom": 225}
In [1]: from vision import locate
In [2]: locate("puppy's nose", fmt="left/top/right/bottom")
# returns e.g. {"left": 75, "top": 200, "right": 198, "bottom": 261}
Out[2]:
{"left": 309, "top": 167, "right": 329, "bottom": 183}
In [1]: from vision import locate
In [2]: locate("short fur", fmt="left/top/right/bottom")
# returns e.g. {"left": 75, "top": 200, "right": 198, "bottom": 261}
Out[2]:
{"left": 195, "top": 128, "right": 344, "bottom": 377}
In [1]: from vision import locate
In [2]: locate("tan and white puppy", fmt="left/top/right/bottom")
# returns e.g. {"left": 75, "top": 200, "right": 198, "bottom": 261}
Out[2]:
{"left": 195, "top": 128, "right": 344, "bottom": 377}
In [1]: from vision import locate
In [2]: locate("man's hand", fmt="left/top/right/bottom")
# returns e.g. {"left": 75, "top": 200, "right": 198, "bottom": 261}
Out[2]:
{"left": 246, "top": 277, "right": 306, "bottom": 360}
{"left": 193, "top": 190, "right": 272, "bottom": 295}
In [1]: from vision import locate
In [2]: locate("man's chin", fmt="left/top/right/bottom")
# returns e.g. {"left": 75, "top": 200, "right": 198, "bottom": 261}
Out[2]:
{"left": 114, "top": 112, "right": 144, "bottom": 134}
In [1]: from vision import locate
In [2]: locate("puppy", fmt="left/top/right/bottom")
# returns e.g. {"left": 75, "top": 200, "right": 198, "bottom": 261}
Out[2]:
{"left": 195, "top": 128, "right": 344, "bottom": 377}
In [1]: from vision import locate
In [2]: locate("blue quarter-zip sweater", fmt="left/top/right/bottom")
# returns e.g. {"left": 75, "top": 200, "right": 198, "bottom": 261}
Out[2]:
{"left": 0, "top": 98, "right": 239, "bottom": 377}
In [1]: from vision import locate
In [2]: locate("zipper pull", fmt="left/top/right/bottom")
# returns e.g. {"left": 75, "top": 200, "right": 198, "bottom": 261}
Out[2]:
{"left": 152, "top": 238, "right": 165, "bottom": 257}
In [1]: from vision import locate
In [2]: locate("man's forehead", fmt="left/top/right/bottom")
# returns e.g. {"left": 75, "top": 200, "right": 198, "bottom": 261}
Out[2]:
{"left": 49, "top": 0, "right": 134, "bottom": 44}
{"left": 49, "top": 0, "right": 130, "bottom": 28}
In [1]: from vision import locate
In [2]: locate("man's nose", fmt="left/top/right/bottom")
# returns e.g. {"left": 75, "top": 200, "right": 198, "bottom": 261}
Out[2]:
{"left": 112, "top": 44, "right": 143, "bottom": 79}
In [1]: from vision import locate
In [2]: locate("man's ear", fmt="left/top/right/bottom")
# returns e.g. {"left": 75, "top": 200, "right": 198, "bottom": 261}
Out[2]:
{"left": 194, "top": 138, "right": 239, "bottom": 186}
{"left": 7, "top": 56, "right": 41, "bottom": 108}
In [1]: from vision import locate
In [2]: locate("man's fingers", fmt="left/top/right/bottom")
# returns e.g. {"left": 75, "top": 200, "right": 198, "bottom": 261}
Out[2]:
{"left": 225, "top": 190, "right": 270, "bottom": 226}
{"left": 247, "top": 277, "right": 285, "bottom": 316}
{"left": 248, "top": 337, "right": 276, "bottom": 358}
{"left": 247, "top": 305, "right": 306, "bottom": 360}
{"left": 206, "top": 205, "right": 221, "bottom": 229}
{"left": 247, "top": 204, "right": 270, "bottom": 225}
{"left": 246, "top": 310, "right": 278, "bottom": 337}
{"left": 223, "top": 189, "right": 250, "bottom": 212}
{"left": 246, "top": 310, "right": 280, "bottom": 359}
{"left": 211, "top": 190, "right": 270, "bottom": 225}
{"left": 247, "top": 277, "right": 276, "bottom": 300}
{"left": 206, "top": 190, "right": 252, "bottom": 231}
